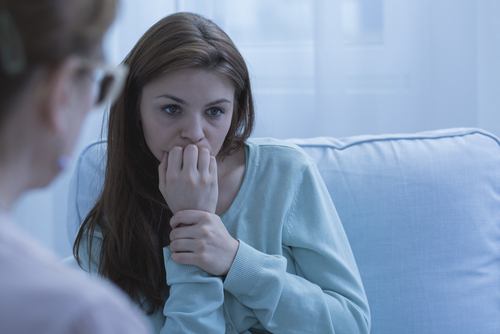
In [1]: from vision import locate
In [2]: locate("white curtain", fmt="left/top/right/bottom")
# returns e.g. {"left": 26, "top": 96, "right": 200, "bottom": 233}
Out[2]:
{"left": 14, "top": 0, "right": 500, "bottom": 255}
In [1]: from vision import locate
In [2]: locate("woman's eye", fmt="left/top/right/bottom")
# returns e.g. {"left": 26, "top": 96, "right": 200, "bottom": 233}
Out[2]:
{"left": 162, "top": 105, "right": 180, "bottom": 114}
{"left": 206, "top": 108, "right": 224, "bottom": 116}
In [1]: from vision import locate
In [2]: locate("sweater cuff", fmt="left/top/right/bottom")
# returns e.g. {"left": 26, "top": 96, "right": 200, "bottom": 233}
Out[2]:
{"left": 223, "top": 240, "right": 266, "bottom": 297}
{"left": 163, "top": 247, "right": 205, "bottom": 284}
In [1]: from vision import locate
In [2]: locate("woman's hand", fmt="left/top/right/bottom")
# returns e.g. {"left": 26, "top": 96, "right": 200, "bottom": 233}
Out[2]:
{"left": 169, "top": 210, "right": 239, "bottom": 276}
{"left": 159, "top": 145, "right": 238, "bottom": 276}
{"left": 158, "top": 145, "right": 218, "bottom": 214}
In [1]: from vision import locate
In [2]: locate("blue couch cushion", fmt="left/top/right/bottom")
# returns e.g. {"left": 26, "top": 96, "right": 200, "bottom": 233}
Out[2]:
{"left": 292, "top": 128, "right": 500, "bottom": 334}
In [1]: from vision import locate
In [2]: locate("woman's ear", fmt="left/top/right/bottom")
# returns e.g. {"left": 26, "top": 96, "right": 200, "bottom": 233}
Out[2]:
{"left": 36, "top": 56, "right": 82, "bottom": 135}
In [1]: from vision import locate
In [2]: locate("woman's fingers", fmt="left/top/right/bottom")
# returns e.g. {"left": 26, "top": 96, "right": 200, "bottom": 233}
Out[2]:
{"left": 170, "top": 210, "right": 202, "bottom": 229}
{"left": 183, "top": 145, "right": 212, "bottom": 177}
{"left": 160, "top": 146, "right": 218, "bottom": 214}
{"left": 197, "top": 147, "right": 211, "bottom": 174}
{"left": 169, "top": 212, "right": 206, "bottom": 255}
{"left": 168, "top": 210, "right": 239, "bottom": 276}
{"left": 209, "top": 155, "right": 217, "bottom": 177}
{"left": 169, "top": 238, "right": 197, "bottom": 253}
{"left": 182, "top": 145, "right": 198, "bottom": 172}
{"left": 167, "top": 145, "right": 212, "bottom": 178}
{"left": 167, "top": 146, "right": 183, "bottom": 178}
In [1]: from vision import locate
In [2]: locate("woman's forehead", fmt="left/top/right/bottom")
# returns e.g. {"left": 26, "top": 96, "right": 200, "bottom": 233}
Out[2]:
{"left": 142, "top": 68, "right": 235, "bottom": 102}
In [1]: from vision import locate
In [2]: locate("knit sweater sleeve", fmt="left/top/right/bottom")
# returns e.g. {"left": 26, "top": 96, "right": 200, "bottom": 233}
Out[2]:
{"left": 160, "top": 248, "right": 225, "bottom": 334}
{"left": 223, "top": 160, "right": 370, "bottom": 334}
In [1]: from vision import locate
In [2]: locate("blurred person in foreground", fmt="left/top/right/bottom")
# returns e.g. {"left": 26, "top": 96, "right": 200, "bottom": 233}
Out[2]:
{"left": 0, "top": 0, "right": 150, "bottom": 333}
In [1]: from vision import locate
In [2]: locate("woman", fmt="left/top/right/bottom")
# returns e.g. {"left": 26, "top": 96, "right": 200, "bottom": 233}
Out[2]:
{"left": 74, "top": 12, "right": 370, "bottom": 334}
{"left": 0, "top": 0, "right": 150, "bottom": 333}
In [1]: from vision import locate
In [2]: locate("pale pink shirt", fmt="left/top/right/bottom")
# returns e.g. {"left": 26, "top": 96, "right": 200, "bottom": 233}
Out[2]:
{"left": 0, "top": 211, "right": 151, "bottom": 334}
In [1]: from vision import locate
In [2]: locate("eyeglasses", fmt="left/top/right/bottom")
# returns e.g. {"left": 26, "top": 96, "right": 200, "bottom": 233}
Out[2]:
{"left": 80, "top": 59, "right": 129, "bottom": 110}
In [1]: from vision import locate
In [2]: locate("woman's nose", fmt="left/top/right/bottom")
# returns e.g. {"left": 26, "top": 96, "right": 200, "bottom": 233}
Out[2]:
{"left": 180, "top": 114, "right": 205, "bottom": 143}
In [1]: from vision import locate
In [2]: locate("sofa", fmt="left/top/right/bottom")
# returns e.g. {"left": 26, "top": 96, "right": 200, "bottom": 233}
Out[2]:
{"left": 66, "top": 127, "right": 500, "bottom": 334}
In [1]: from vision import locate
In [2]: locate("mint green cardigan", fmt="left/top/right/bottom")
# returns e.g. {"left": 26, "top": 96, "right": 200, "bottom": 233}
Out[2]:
{"left": 78, "top": 138, "right": 370, "bottom": 334}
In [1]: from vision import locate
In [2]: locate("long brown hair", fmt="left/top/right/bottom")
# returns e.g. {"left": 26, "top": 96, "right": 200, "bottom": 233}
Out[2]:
{"left": 0, "top": 0, "right": 118, "bottom": 120}
{"left": 74, "top": 12, "right": 254, "bottom": 314}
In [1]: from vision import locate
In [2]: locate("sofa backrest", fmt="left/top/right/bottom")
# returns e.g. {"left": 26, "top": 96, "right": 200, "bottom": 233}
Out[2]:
{"left": 67, "top": 127, "right": 500, "bottom": 334}
{"left": 292, "top": 128, "right": 500, "bottom": 334}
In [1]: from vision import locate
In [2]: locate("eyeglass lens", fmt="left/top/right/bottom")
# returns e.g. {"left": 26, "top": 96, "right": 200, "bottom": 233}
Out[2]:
{"left": 98, "top": 75, "right": 114, "bottom": 105}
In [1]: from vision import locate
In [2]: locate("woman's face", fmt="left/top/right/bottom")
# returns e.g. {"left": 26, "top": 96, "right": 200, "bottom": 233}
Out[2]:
{"left": 139, "top": 68, "right": 235, "bottom": 161}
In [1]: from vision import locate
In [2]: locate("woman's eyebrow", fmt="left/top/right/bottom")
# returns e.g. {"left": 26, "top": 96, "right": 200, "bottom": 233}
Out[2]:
{"left": 204, "top": 98, "right": 232, "bottom": 107}
{"left": 155, "top": 95, "right": 232, "bottom": 107}
{"left": 155, "top": 94, "right": 188, "bottom": 105}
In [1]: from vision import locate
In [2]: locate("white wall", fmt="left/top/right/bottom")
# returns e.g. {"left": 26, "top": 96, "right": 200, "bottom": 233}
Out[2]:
{"left": 13, "top": 0, "right": 500, "bottom": 256}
